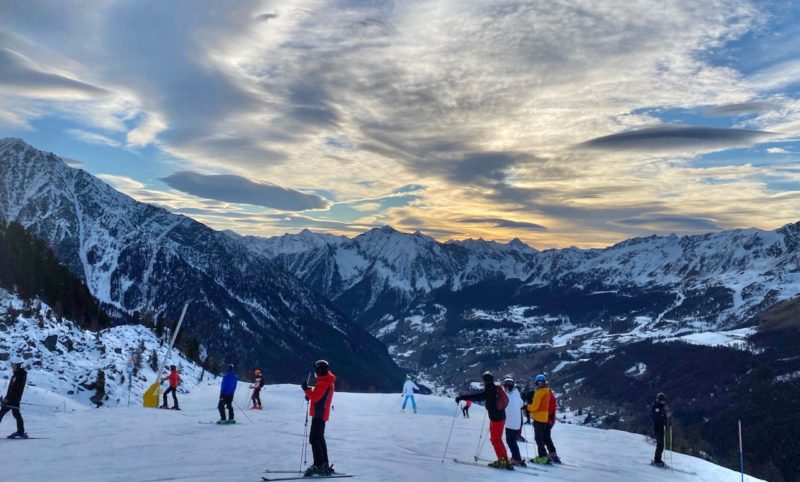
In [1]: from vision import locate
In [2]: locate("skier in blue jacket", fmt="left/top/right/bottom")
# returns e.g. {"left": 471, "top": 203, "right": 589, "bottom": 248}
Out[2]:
{"left": 217, "top": 364, "right": 238, "bottom": 424}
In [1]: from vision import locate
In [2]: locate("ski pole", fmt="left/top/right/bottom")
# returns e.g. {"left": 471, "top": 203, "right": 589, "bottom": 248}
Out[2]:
{"left": 233, "top": 396, "right": 253, "bottom": 424}
{"left": 299, "top": 372, "right": 311, "bottom": 472}
{"left": 524, "top": 421, "right": 530, "bottom": 460}
{"left": 669, "top": 422, "right": 675, "bottom": 467}
{"left": 738, "top": 420, "right": 744, "bottom": 482}
{"left": 474, "top": 409, "right": 487, "bottom": 461}
{"left": 441, "top": 403, "right": 460, "bottom": 463}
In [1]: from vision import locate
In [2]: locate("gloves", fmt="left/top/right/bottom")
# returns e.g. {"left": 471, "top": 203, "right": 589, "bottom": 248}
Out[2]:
{"left": 301, "top": 381, "right": 308, "bottom": 390}
{"left": 304, "top": 396, "right": 310, "bottom": 402}
{"left": 455, "top": 396, "right": 462, "bottom": 404}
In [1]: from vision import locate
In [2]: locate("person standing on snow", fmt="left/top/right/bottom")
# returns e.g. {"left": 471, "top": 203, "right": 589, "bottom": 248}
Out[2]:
{"left": 250, "top": 368, "right": 264, "bottom": 409}
{"left": 401, "top": 374, "right": 419, "bottom": 413}
{"left": 455, "top": 372, "right": 511, "bottom": 469}
{"left": 528, "top": 374, "right": 560, "bottom": 464}
{"left": 217, "top": 364, "right": 237, "bottom": 424}
{"left": 302, "top": 360, "right": 336, "bottom": 477}
{"left": 545, "top": 385, "right": 558, "bottom": 455}
{"left": 161, "top": 365, "right": 181, "bottom": 410}
{"left": 462, "top": 399, "right": 472, "bottom": 418}
{"left": 502, "top": 377, "right": 526, "bottom": 466}
{"left": 0, "top": 357, "right": 27, "bottom": 439}
{"left": 651, "top": 392, "right": 671, "bottom": 467}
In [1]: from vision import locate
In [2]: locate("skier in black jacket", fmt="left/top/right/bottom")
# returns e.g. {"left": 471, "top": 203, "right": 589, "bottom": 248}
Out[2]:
{"left": 651, "top": 392, "right": 671, "bottom": 467}
{"left": 0, "top": 357, "right": 27, "bottom": 439}
{"left": 455, "top": 371, "right": 510, "bottom": 468}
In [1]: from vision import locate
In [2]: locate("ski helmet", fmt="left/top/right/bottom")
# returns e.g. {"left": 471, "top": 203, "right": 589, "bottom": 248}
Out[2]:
{"left": 254, "top": 368, "right": 262, "bottom": 377}
{"left": 656, "top": 392, "right": 667, "bottom": 402}
{"left": 10, "top": 356, "right": 23, "bottom": 366}
{"left": 502, "top": 377, "right": 515, "bottom": 389}
{"left": 314, "top": 359, "right": 330, "bottom": 376}
{"left": 535, "top": 374, "right": 546, "bottom": 384}
{"left": 482, "top": 371, "right": 494, "bottom": 383}
{"left": 170, "top": 365, "right": 177, "bottom": 371}
{"left": 227, "top": 363, "right": 235, "bottom": 372}
{"left": 406, "top": 374, "right": 412, "bottom": 380}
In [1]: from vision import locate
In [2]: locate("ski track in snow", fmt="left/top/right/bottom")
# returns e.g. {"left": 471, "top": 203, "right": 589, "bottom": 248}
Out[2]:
{"left": 2, "top": 384, "right": 763, "bottom": 482}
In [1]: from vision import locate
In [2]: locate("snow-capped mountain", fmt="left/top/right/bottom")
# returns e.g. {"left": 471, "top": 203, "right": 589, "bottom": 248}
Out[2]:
{"left": 238, "top": 221, "right": 800, "bottom": 385}
{"left": 0, "top": 138, "right": 400, "bottom": 390}
{"left": 231, "top": 226, "right": 541, "bottom": 327}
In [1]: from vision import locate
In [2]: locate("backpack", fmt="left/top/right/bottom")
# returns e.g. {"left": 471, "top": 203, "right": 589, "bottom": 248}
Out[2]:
{"left": 495, "top": 385, "right": 509, "bottom": 411}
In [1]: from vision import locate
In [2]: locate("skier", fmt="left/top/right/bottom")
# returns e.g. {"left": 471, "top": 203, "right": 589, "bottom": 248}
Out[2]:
{"left": 521, "top": 385, "right": 532, "bottom": 425}
{"left": 401, "top": 374, "right": 419, "bottom": 413}
{"left": 651, "top": 392, "right": 671, "bottom": 467}
{"left": 250, "top": 368, "right": 264, "bottom": 409}
{"left": 455, "top": 371, "right": 510, "bottom": 469}
{"left": 528, "top": 374, "right": 560, "bottom": 464}
{"left": 502, "top": 376, "right": 526, "bottom": 466}
{"left": 161, "top": 365, "right": 181, "bottom": 410}
{"left": 217, "top": 364, "right": 237, "bottom": 424}
{"left": 545, "top": 381, "right": 558, "bottom": 457}
{"left": 461, "top": 399, "right": 471, "bottom": 418}
{"left": 302, "top": 360, "right": 336, "bottom": 477}
{"left": 0, "top": 357, "right": 27, "bottom": 439}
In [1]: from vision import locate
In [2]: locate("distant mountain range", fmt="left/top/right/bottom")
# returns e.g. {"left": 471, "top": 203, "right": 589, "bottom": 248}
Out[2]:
{"left": 233, "top": 218, "right": 800, "bottom": 385}
{"left": 0, "top": 138, "right": 401, "bottom": 391}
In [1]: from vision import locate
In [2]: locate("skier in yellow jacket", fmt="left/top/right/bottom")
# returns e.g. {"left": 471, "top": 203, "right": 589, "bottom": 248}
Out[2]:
{"left": 527, "top": 374, "right": 560, "bottom": 464}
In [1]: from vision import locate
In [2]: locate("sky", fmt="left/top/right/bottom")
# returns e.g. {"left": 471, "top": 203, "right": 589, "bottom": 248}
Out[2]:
{"left": 1, "top": 0, "right": 800, "bottom": 249}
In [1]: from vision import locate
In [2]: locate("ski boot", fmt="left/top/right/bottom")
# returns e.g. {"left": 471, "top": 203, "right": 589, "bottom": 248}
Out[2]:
{"left": 488, "top": 459, "right": 512, "bottom": 470}
{"left": 216, "top": 419, "right": 227, "bottom": 424}
{"left": 159, "top": 404, "right": 169, "bottom": 409}
{"left": 549, "top": 453, "right": 561, "bottom": 464}
{"left": 304, "top": 465, "right": 325, "bottom": 477}
{"left": 226, "top": 419, "right": 236, "bottom": 424}
{"left": 510, "top": 458, "right": 527, "bottom": 467}
{"left": 531, "top": 456, "right": 551, "bottom": 464}
{"left": 651, "top": 460, "right": 666, "bottom": 468}
{"left": 171, "top": 406, "right": 180, "bottom": 410}
{"left": 7, "top": 432, "right": 28, "bottom": 439}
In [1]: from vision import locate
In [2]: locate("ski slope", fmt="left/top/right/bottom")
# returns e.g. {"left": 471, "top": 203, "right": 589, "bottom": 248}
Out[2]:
{"left": 3, "top": 383, "right": 761, "bottom": 482}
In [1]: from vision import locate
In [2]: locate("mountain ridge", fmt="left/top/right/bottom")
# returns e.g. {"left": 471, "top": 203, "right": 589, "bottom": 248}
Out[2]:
{"left": 0, "top": 138, "right": 402, "bottom": 390}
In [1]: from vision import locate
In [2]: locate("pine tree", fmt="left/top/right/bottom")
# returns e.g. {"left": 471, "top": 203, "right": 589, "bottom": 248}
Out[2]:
{"left": 149, "top": 348, "right": 159, "bottom": 372}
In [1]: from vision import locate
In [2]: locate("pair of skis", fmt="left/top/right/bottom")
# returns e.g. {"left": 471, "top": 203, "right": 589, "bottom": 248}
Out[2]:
{"left": 261, "top": 468, "right": 353, "bottom": 481}
{"left": 648, "top": 462, "right": 697, "bottom": 476}
{"left": 453, "top": 458, "right": 539, "bottom": 476}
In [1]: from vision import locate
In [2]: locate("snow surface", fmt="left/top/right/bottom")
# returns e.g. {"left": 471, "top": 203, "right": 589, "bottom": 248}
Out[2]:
{"left": 2, "top": 383, "right": 763, "bottom": 482}
{"left": 660, "top": 327, "right": 758, "bottom": 352}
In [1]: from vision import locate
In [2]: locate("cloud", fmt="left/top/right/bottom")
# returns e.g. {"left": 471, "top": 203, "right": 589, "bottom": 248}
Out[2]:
{"left": 0, "top": 48, "right": 108, "bottom": 99}
{"left": 614, "top": 214, "right": 723, "bottom": 232}
{"left": 767, "top": 147, "right": 790, "bottom": 154}
{"left": 161, "top": 171, "right": 331, "bottom": 211}
{"left": 67, "top": 128, "right": 121, "bottom": 147}
{"left": 577, "top": 125, "right": 774, "bottom": 152}
{"left": 96, "top": 173, "right": 145, "bottom": 191}
{"left": 126, "top": 113, "right": 166, "bottom": 147}
{"left": 705, "top": 101, "right": 777, "bottom": 117}
{"left": 255, "top": 12, "right": 278, "bottom": 23}
{"left": 458, "top": 217, "right": 548, "bottom": 232}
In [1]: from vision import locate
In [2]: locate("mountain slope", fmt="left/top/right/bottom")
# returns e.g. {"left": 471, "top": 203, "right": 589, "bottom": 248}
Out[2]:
{"left": 0, "top": 138, "right": 401, "bottom": 390}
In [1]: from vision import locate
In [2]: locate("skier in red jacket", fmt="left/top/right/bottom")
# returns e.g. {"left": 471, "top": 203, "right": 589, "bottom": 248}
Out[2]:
{"left": 161, "top": 365, "right": 181, "bottom": 410}
{"left": 302, "top": 360, "right": 336, "bottom": 477}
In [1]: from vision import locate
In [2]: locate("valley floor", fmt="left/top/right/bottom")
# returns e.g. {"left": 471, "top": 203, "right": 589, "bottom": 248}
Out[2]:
{"left": 3, "top": 383, "right": 761, "bottom": 482}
